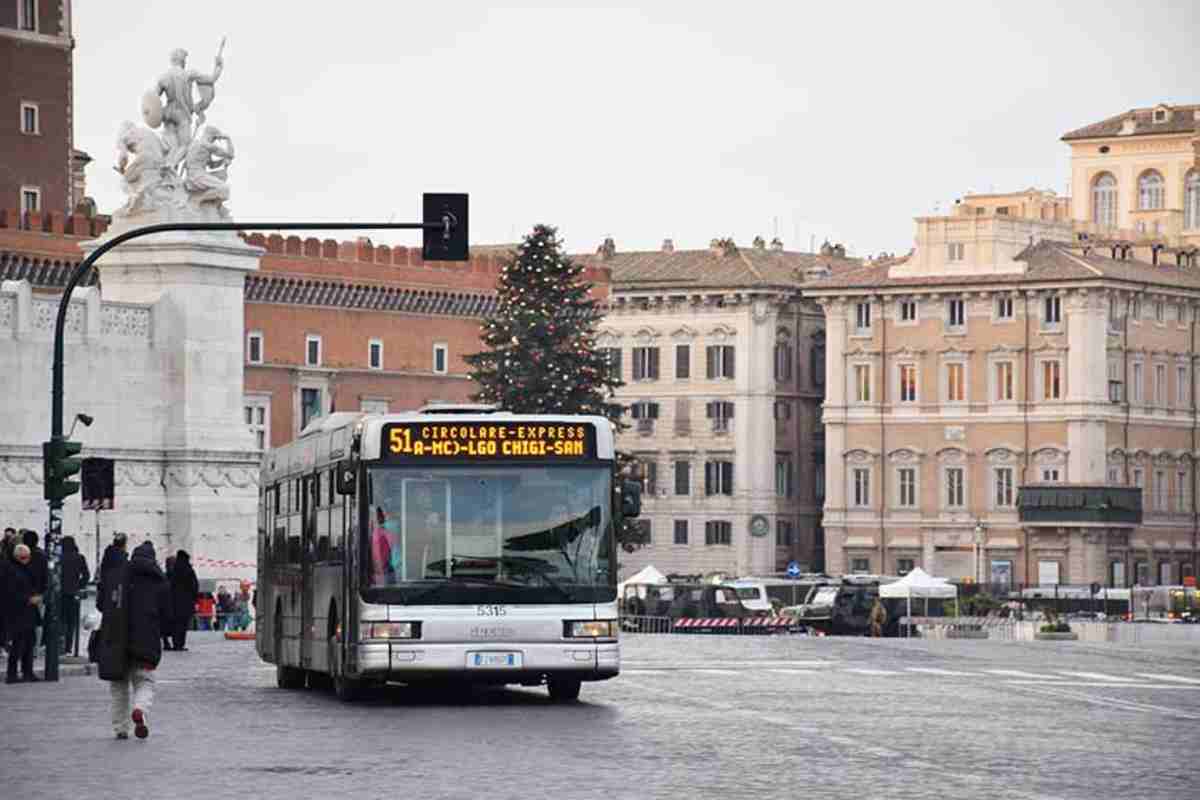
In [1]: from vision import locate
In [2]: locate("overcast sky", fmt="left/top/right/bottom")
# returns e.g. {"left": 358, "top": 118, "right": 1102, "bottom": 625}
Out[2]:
{"left": 74, "top": 2, "right": 1199, "bottom": 258}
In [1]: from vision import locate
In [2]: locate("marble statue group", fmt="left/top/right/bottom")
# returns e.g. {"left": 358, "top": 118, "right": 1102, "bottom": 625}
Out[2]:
{"left": 114, "top": 41, "right": 235, "bottom": 221}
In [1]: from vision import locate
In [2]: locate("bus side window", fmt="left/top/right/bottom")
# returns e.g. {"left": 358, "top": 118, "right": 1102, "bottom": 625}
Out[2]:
{"left": 273, "top": 526, "right": 287, "bottom": 564}
{"left": 273, "top": 485, "right": 281, "bottom": 515}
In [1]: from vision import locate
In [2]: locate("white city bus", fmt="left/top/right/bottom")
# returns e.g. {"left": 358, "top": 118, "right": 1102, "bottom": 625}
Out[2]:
{"left": 256, "top": 407, "right": 640, "bottom": 702}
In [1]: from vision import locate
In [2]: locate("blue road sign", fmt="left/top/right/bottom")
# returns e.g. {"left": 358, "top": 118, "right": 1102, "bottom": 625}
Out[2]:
{"left": 786, "top": 561, "right": 801, "bottom": 578}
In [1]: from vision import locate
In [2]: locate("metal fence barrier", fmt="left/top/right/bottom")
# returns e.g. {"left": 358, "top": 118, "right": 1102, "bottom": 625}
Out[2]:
{"left": 620, "top": 615, "right": 803, "bottom": 635}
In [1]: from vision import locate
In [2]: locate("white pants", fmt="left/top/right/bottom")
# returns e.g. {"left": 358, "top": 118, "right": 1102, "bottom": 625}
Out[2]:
{"left": 110, "top": 665, "right": 155, "bottom": 735}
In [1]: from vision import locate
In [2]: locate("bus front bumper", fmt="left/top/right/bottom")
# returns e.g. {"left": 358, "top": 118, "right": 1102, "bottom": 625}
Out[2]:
{"left": 351, "top": 641, "right": 620, "bottom": 683}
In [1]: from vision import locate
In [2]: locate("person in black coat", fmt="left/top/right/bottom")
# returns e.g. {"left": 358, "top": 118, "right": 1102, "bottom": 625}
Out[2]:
{"left": 99, "top": 541, "right": 169, "bottom": 739}
{"left": 4, "top": 545, "right": 43, "bottom": 683}
{"left": 162, "top": 556, "right": 175, "bottom": 651}
{"left": 168, "top": 550, "right": 199, "bottom": 651}
{"left": 0, "top": 527, "right": 14, "bottom": 653}
{"left": 60, "top": 536, "right": 90, "bottom": 655}
{"left": 97, "top": 534, "right": 128, "bottom": 615}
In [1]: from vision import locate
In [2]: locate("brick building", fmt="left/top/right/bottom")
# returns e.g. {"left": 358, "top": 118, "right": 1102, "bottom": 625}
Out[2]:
{"left": 1, "top": 0, "right": 79, "bottom": 216}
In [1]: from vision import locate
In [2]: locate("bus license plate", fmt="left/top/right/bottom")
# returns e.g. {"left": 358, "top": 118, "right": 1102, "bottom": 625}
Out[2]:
{"left": 468, "top": 652, "right": 522, "bottom": 669}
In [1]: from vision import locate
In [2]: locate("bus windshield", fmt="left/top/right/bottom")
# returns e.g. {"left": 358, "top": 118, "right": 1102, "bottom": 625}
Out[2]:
{"left": 365, "top": 464, "right": 614, "bottom": 604}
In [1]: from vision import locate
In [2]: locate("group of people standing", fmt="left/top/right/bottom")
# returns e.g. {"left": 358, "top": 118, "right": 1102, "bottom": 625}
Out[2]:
{"left": 1, "top": 526, "right": 90, "bottom": 683}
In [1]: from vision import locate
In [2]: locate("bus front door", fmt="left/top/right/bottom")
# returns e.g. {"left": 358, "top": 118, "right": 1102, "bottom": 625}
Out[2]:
{"left": 301, "top": 473, "right": 317, "bottom": 670}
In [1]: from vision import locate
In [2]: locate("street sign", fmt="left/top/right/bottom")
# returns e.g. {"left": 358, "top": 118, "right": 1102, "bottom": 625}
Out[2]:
{"left": 422, "top": 193, "right": 469, "bottom": 261}
{"left": 786, "top": 561, "right": 801, "bottom": 578}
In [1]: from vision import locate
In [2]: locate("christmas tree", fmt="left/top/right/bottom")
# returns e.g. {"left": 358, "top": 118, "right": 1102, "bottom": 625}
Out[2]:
{"left": 465, "top": 224, "right": 623, "bottom": 418}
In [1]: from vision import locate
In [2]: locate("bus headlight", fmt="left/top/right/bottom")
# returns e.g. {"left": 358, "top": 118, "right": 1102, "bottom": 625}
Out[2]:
{"left": 565, "top": 620, "right": 618, "bottom": 639}
{"left": 361, "top": 622, "right": 418, "bottom": 640}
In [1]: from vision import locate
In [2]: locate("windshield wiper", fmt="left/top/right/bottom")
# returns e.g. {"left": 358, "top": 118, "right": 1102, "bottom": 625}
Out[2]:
{"left": 400, "top": 576, "right": 524, "bottom": 605}
{"left": 442, "top": 555, "right": 577, "bottom": 602}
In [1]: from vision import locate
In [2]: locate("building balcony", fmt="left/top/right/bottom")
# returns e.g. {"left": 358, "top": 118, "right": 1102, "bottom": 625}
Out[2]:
{"left": 1017, "top": 484, "right": 1142, "bottom": 528}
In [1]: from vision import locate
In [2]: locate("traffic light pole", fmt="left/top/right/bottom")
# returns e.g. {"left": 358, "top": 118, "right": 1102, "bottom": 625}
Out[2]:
{"left": 45, "top": 212, "right": 463, "bottom": 680}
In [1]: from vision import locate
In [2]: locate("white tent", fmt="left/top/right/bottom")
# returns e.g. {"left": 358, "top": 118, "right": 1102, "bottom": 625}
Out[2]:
{"left": 879, "top": 567, "right": 959, "bottom": 633}
{"left": 618, "top": 565, "right": 668, "bottom": 598}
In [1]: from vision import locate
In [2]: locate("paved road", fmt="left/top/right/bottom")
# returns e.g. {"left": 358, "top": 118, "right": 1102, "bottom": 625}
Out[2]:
{"left": 2, "top": 631, "right": 1198, "bottom": 799}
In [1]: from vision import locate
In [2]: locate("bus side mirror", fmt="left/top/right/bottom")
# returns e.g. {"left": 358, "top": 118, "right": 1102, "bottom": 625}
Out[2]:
{"left": 336, "top": 460, "right": 357, "bottom": 495}
{"left": 621, "top": 479, "right": 642, "bottom": 518}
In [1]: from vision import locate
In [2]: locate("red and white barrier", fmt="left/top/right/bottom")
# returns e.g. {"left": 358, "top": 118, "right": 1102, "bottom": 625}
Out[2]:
{"left": 672, "top": 617, "right": 792, "bottom": 629}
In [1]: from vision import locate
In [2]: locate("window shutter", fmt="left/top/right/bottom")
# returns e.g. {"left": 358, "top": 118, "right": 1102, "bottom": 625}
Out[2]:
{"left": 630, "top": 403, "right": 643, "bottom": 420}
{"left": 649, "top": 402, "right": 660, "bottom": 419}
{"left": 632, "top": 350, "right": 643, "bottom": 381}
{"left": 725, "top": 347, "right": 736, "bottom": 378}
{"left": 706, "top": 346, "right": 717, "bottom": 379}
{"left": 721, "top": 461, "right": 733, "bottom": 494}
{"left": 725, "top": 401, "right": 735, "bottom": 418}
{"left": 676, "top": 345, "right": 690, "bottom": 379}
{"left": 649, "top": 347, "right": 660, "bottom": 379}
{"left": 705, "top": 462, "right": 714, "bottom": 495}
{"left": 613, "top": 349, "right": 623, "bottom": 380}
{"left": 706, "top": 401, "right": 715, "bottom": 419}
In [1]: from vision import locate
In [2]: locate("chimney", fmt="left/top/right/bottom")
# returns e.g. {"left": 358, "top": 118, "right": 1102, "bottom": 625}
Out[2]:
{"left": 752, "top": 236, "right": 766, "bottom": 251}
{"left": 711, "top": 237, "right": 736, "bottom": 256}
{"left": 597, "top": 237, "right": 616, "bottom": 259}
{"left": 832, "top": 243, "right": 846, "bottom": 258}
{"left": 770, "top": 237, "right": 783, "bottom": 252}
{"left": 661, "top": 238, "right": 674, "bottom": 253}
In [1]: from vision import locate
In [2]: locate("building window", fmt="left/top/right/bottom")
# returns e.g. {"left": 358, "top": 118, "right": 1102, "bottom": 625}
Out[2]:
{"left": 18, "top": 0, "right": 36, "bottom": 31}
{"left": 300, "top": 387, "right": 322, "bottom": 431}
{"left": 1043, "top": 295, "right": 1061, "bottom": 327}
{"left": 674, "top": 460, "right": 691, "bottom": 496}
{"left": 1110, "top": 560, "right": 1126, "bottom": 588}
{"left": 1138, "top": 170, "right": 1165, "bottom": 210}
{"left": 19, "top": 102, "right": 39, "bottom": 135}
{"left": 815, "top": 466, "right": 825, "bottom": 502}
{"left": 1092, "top": 173, "right": 1117, "bottom": 228}
{"left": 1177, "top": 470, "right": 1190, "bottom": 513}
{"left": 996, "top": 296, "right": 1013, "bottom": 320}
{"left": 675, "top": 344, "right": 690, "bottom": 379}
{"left": 1107, "top": 297, "right": 1121, "bottom": 332}
{"left": 601, "top": 347, "right": 622, "bottom": 381}
{"left": 632, "top": 346, "right": 660, "bottom": 381}
{"left": 21, "top": 186, "right": 39, "bottom": 214}
{"left": 994, "top": 361, "right": 1014, "bottom": 402}
{"left": 1041, "top": 360, "right": 1062, "bottom": 400}
{"left": 368, "top": 339, "right": 384, "bottom": 370}
{"left": 945, "top": 467, "right": 965, "bottom": 508}
{"left": 774, "top": 400, "right": 792, "bottom": 421}
{"left": 897, "top": 467, "right": 916, "bottom": 507}
{"left": 897, "top": 558, "right": 915, "bottom": 576}
{"left": 774, "top": 342, "right": 793, "bottom": 381}
{"left": 630, "top": 401, "right": 660, "bottom": 434}
{"left": 704, "top": 520, "right": 732, "bottom": 546}
{"left": 246, "top": 331, "right": 263, "bottom": 364}
{"left": 704, "top": 460, "right": 734, "bottom": 496}
{"left": 854, "top": 302, "right": 872, "bottom": 333}
{"left": 946, "top": 362, "right": 966, "bottom": 403}
{"left": 1154, "top": 364, "right": 1166, "bottom": 406}
{"left": 1154, "top": 301, "right": 1164, "bottom": 324}
{"left": 946, "top": 299, "right": 966, "bottom": 330}
{"left": 638, "top": 459, "right": 658, "bottom": 496}
{"left": 1134, "top": 561, "right": 1150, "bottom": 586}
{"left": 1154, "top": 469, "right": 1168, "bottom": 511}
{"left": 947, "top": 243, "right": 965, "bottom": 262}
{"left": 776, "top": 520, "right": 794, "bottom": 547}
{"left": 994, "top": 467, "right": 1014, "bottom": 507}
{"left": 244, "top": 400, "right": 269, "bottom": 450}
{"left": 853, "top": 364, "right": 872, "bottom": 403}
{"left": 1108, "top": 359, "right": 1123, "bottom": 403}
{"left": 1108, "top": 467, "right": 1120, "bottom": 484}
{"left": 1131, "top": 362, "right": 1144, "bottom": 404}
{"left": 305, "top": 335, "right": 322, "bottom": 367}
{"left": 673, "top": 520, "right": 689, "bottom": 545}
{"left": 706, "top": 400, "right": 735, "bottom": 432}
{"left": 1159, "top": 561, "right": 1172, "bottom": 586}
{"left": 1179, "top": 366, "right": 1189, "bottom": 407}
{"left": 1186, "top": 170, "right": 1200, "bottom": 230}
{"left": 705, "top": 345, "right": 735, "bottom": 379}
{"left": 898, "top": 363, "right": 917, "bottom": 403}
{"left": 899, "top": 300, "right": 918, "bottom": 323}
{"left": 852, "top": 468, "right": 870, "bottom": 507}
{"left": 1041, "top": 468, "right": 1060, "bottom": 483}
{"left": 850, "top": 557, "right": 870, "bottom": 574}
{"left": 775, "top": 456, "right": 794, "bottom": 497}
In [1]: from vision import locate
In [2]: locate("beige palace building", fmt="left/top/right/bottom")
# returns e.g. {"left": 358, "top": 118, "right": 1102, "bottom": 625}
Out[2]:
{"left": 584, "top": 237, "right": 854, "bottom": 580}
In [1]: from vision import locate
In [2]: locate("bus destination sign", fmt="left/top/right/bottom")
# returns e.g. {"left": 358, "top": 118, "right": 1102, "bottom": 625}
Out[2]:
{"left": 382, "top": 421, "right": 597, "bottom": 460}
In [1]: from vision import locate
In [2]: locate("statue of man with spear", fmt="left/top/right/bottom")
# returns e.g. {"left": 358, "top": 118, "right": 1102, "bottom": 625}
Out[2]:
{"left": 143, "top": 37, "right": 226, "bottom": 173}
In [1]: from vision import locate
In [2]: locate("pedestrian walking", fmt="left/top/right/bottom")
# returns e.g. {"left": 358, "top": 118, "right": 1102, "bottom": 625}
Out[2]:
{"left": 97, "top": 541, "right": 169, "bottom": 739}
{"left": 168, "top": 550, "right": 198, "bottom": 650}
{"left": 60, "top": 536, "right": 90, "bottom": 655}
{"left": 4, "top": 544, "right": 43, "bottom": 683}
{"left": 869, "top": 598, "right": 888, "bottom": 638}
{"left": 162, "top": 556, "right": 175, "bottom": 651}
{"left": 97, "top": 533, "right": 128, "bottom": 614}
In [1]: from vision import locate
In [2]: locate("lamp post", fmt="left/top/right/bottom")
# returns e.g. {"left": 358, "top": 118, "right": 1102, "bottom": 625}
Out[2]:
{"left": 973, "top": 520, "right": 987, "bottom": 586}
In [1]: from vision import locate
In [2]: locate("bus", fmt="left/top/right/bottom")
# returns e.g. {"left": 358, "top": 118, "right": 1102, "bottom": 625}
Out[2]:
{"left": 256, "top": 408, "right": 640, "bottom": 702}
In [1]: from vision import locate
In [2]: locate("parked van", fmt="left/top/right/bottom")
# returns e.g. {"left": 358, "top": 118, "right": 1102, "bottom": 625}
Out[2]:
{"left": 728, "top": 577, "right": 828, "bottom": 613}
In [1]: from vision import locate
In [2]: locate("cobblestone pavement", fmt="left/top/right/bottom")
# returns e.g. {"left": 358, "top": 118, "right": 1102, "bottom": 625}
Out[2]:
{"left": 2, "top": 631, "right": 1198, "bottom": 800}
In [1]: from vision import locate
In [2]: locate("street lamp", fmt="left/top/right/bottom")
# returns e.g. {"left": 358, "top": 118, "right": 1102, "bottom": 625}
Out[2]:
{"left": 67, "top": 413, "right": 93, "bottom": 438}
{"left": 973, "top": 520, "right": 987, "bottom": 585}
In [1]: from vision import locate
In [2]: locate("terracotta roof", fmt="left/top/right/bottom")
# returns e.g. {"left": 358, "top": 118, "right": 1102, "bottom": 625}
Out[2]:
{"left": 804, "top": 241, "right": 1200, "bottom": 293}
{"left": 579, "top": 247, "right": 860, "bottom": 291}
{"left": 1061, "top": 104, "right": 1200, "bottom": 141}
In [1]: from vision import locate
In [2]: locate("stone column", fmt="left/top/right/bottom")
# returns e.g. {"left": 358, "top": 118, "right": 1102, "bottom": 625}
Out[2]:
{"left": 742, "top": 298, "right": 777, "bottom": 575}
{"left": 82, "top": 227, "right": 263, "bottom": 564}
{"left": 1066, "top": 289, "right": 1108, "bottom": 482}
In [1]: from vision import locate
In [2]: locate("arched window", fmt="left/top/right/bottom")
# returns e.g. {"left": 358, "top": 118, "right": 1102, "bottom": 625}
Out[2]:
{"left": 1138, "top": 170, "right": 1164, "bottom": 210}
{"left": 1186, "top": 170, "right": 1200, "bottom": 230}
{"left": 1092, "top": 173, "right": 1117, "bottom": 228}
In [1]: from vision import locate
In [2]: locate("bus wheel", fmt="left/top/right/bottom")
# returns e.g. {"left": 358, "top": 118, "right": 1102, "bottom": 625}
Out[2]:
{"left": 547, "top": 678, "right": 581, "bottom": 703}
{"left": 334, "top": 672, "right": 363, "bottom": 702}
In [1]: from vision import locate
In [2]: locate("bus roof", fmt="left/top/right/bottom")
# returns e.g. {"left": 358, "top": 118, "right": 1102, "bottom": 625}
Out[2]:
{"left": 263, "top": 411, "right": 617, "bottom": 481}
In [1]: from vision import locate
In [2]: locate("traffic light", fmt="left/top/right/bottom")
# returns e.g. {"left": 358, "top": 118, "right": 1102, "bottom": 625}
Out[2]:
{"left": 422, "top": 193, "right": 469, "bottom": 261}
{"left": 43, "top": 438, "right": 83, "bottom": 501}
